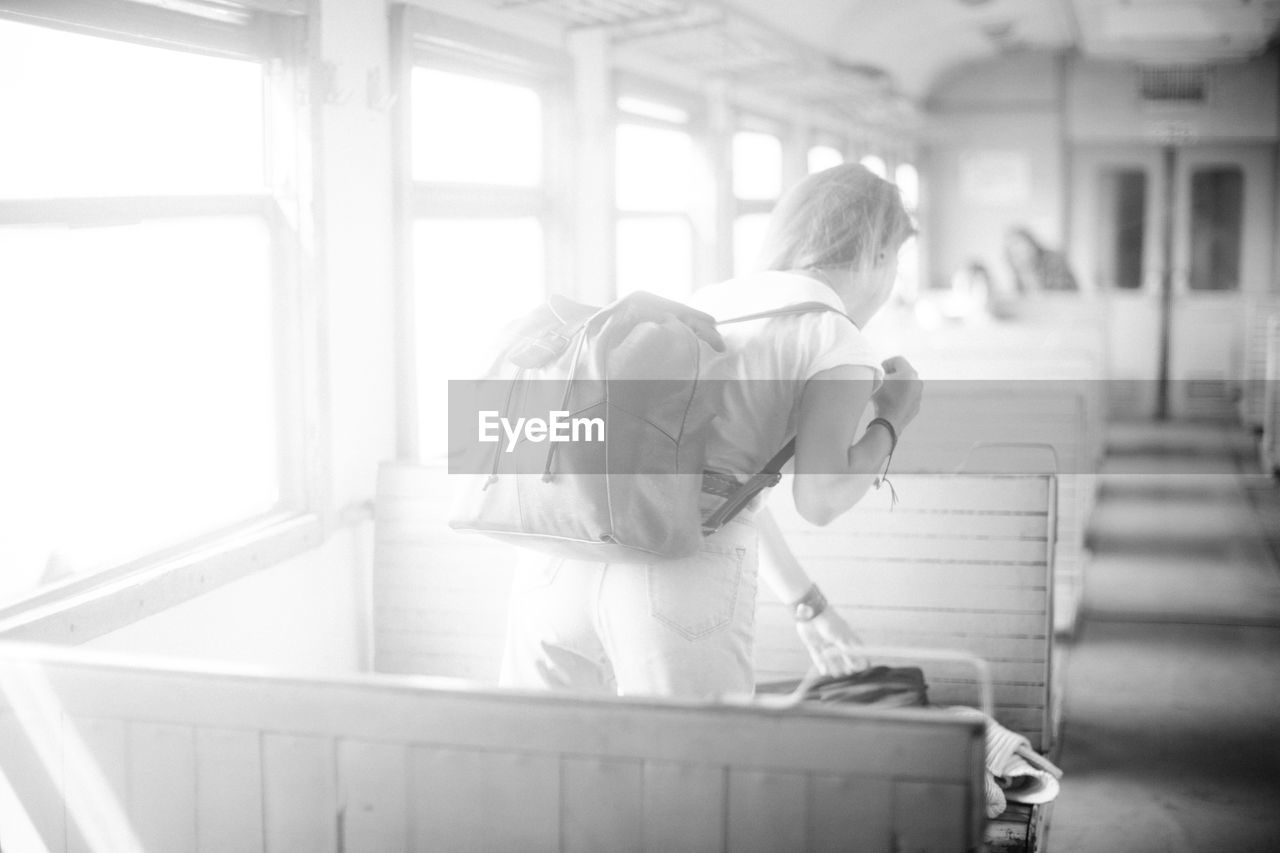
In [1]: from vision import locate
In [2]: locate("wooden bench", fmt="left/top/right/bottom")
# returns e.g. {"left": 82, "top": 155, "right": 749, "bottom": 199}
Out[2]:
{"left": 374, "top": 464, "right": 1063, "bottom": 748}
{"left": 763, "top": 473, "right": 1060, "bottom": 753}
{"left": 1263, "top": 315, "right": 1280, "bottom": 477}
{"left": 1240, "top": 296, "right": 1280, "bottom": 433}
{"left": 0, "top": 641, "right": 988, "bottom": 853}
{"left": 888, "top": 386, "right": 1096, "bottom": 637}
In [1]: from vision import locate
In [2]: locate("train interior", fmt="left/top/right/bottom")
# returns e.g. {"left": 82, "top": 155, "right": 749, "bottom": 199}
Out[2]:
{"left": 1, "top": 0, "right": 1279, "bottom": 851}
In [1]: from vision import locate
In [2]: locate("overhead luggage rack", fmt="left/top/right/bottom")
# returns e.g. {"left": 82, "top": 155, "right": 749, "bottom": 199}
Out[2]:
{"left": 488, "top": 0, "right": 695, "bottom": 29}
{"left": 486, "top": 0, "right": 920, "bottom": 128}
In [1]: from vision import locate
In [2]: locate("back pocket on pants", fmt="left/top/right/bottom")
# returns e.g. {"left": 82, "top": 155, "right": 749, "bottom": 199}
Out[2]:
{"left": 647, "top": 542, "right": 745, "bottom": 640}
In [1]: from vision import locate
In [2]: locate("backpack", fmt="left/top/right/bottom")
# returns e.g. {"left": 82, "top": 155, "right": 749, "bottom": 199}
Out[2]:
{"left": 755, "top": 666, "right": 930, "bottom": 708}
{"left": 447, "top": 293, "right": 853, "bottom": 561}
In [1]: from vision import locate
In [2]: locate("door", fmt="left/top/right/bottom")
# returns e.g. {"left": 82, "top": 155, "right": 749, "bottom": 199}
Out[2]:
{"left": 1072, "top": 143, "right": 1275, "bottom": 419}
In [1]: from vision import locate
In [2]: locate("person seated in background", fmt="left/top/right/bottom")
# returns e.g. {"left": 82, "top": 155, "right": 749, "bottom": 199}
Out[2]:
{"left": 1004, "top": 226, "right": 1078, "bottom": 293}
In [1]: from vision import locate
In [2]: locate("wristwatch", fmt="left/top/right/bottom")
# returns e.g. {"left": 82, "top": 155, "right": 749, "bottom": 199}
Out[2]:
{"left": 791, "top": 584, "right": 828, "bottom": 622}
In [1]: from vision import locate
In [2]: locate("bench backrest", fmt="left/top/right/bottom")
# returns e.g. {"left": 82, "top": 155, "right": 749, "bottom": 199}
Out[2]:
{"left": 1241, "top": 296, "right": 1280, "bottom": 429}
{"left": 764, "top": 474, "right": 1057, "bottom": 750}
{"left": 1265, "top": 315, "right": 1280, "bottom": 475}
{"left": 374, "top": 465, "right": 1060, "bottom": 749}
{"left": 0, "top": 643, "right": 986, "bottom": 853}
{"left": 889, "top": 386, "right": 1096, "bottom": 637}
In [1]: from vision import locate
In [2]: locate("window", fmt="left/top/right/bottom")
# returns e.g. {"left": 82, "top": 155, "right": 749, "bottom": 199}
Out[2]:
{"left": 732, "top": 128, "right": 783, "bottom": 275}
{"left": 733, "top": 131, "right": 783, "bottom": 201}
{"left": 400, "top": 35, "right": 558, "bottom": 457}
{"left": 893, "top": 162, "right": 921, "bottom": 302}
{"left": 1098, "top": 168, "right": 1148, "bottom": 290}
{"left": 0, "top": 7, "right": 310, "bottom": 611}
{"left": 859, "top": 154, "right": 887, "bottom": 179}
{"left": 808, "top": 145, "right": 843, "bottom": 174}
{"left": 615, "top": 97, "right": 698, "bottom": 299}
{"left": 1188, "top": 167, "right": 1243, "bottom": 291}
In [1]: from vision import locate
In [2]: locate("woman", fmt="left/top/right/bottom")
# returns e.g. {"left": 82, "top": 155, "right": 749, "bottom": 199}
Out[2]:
{"left": 1004, "top": 226, "right": 1078, "bottom": 293}
{"left": 499, "top": 163, "right": 923, "bottom": 697}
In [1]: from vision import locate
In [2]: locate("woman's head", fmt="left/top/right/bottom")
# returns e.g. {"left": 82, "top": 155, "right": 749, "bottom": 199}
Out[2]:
{"left": 757, "top": 163, "right": 915, "bottom": 280}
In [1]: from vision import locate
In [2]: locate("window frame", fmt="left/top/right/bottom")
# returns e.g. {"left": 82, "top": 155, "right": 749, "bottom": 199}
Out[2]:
{"left": 391, "top": 7, "right": 569, "bottom": 463}
{"left": 612, "top": 78, "right": 705, "bottom": 300}
{"left": 729, "top": 115, "right": 786, "bottom": 275}
{"left": 0, "top": 0, "right": 323, "bottom": 641}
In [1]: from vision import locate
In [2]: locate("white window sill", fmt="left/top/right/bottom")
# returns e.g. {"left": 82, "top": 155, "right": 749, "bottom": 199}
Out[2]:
{"left": 0, "top": 513, "right": 325, "bottom": 644}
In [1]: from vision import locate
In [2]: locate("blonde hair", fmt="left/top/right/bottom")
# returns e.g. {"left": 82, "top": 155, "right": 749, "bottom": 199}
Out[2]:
{"left": 756, "top": 163, "right": 915, "bottom": 276}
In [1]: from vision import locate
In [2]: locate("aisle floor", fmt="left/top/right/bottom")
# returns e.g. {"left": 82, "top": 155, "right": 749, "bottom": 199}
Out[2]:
{"left": 1049, "top": 422, "right": 1280, "bottom": 853}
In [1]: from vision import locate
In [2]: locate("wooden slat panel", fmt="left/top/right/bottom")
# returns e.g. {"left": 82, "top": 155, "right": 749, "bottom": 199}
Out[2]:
{"left": 66, "top": 716, "right": 129, "bottom": 853}
{"left": 641, "top": 762, "right": 724, "bottom": 853}
{"left": 775, "top": 475, "right": 1052, "bottom": 513}
{"left": 756, "top": 605, "right": 1049, "bottom": 639}
{"left": 761, "top": 559, "right": 1047, "bottom": 590}
{"left": 562, "top": 757, "right": 644, "bottom": 853}
{"left": 196, "top": 728, "right": 264, "bottom": 853}
{"left": 893, "top": 782, "right": 972, "bottom": 853}
{"left": 0, "top": 711, "right": 66, "bottom": 852}
{"left": 726, "top": 769, "right": 808, "bottom": 853}
{"left": 339, "top": 740, "right": 407, "bottom": 853}
{"left": 42, "top": 667, "right": 985, "bottom": 780}
{"left": 809, "top": 775, "right": 892, "bottom": 853}
{"left": 481, "top": 752, "right": 560, "bottom": 853}
{"left": 752, "top": 647, "right": 1048, "bottom": 687}
{"left": 410, "top": 747, "right": 559, "bottom": 853}
{"left": 409, "top": 747, "right": 485, "bottom": 853}
{"left": 780, "top": 533, "right": 1050, "bottom": 564}
{"left": 128, "top": 723, "right": 197, "bottom": 853}
{"left": 262, "top": 734, "right": 337, "bottom": 853}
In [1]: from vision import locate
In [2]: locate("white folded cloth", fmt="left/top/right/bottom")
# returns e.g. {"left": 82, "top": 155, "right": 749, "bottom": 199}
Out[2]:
{"left": 943, "top": 707, "right": 1063, "bottom": 818}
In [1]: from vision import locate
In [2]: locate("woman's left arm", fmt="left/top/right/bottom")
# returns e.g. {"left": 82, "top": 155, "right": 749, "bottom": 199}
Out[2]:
{"left": 756, "top": 506, "right": 867, "bottom": 675}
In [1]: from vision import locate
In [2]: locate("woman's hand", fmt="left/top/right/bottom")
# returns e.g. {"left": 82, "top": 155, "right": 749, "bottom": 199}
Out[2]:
{"left": 797, "top": 608, "right": 870, "bottom": 676}
{"left": 603, "top": 291, "right": 725, "bottom": 352}
{"left": 871, "top": 355, "right": 923, "bottom": 431}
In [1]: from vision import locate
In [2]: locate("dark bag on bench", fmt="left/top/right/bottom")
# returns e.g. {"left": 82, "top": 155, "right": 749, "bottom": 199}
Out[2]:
{"left": 756, "top": 666, "right": 930, "bottom": 709}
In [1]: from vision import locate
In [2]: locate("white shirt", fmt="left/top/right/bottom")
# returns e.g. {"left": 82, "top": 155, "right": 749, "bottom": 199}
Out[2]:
{"left": 687, "top": 271, "right": 884, "bottom": 481}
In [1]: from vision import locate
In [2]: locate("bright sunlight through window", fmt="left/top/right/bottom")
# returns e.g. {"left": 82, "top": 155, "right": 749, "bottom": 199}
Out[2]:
{"left": 414, "top": 219, "right": 545, "bottom": 455}
{"left": 0, "top": 19, "right": 263, "bottom": 198}
{"left": 733, "top": 131, "right": 782, "bottom": 201}
{"left": 895, "top": 162, "right": 920, "bottom": 211}
{"left": 808, "top": 145, "right": 843, "bottom": 174}
{"left": 411, "top": 68, "right": 542, "bottom": 186}
{"left": 0, "top": 219, "right": 278, "bottom": 602}
{"left": 859, "top": 154, "right": 887, "bottom": 179}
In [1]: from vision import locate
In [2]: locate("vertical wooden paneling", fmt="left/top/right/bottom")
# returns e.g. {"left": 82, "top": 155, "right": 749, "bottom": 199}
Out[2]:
{"left": 562, "top": 757, "right": 644, "bottom": 853}
{"left": 128, "top": 723, "right": 197, "bottom": 853}
{"left": 262, "top": 734, "right": 336, "bottom": 853}
{"left": 480, "top": 752, "right": 559, "bottom": 853}
{"left": 339, "top": 739, "right": 407, "bottom": 853}
{"left": 410, "top": 747, "right": 485, "bottom": 853}
{"left": 893, "top": 782, "right": 970, "bottom": 853}
{"left": 410, "top": 747, "right": 558, "bottom": 853}
{"left": 809, "top": 775, "right": 892, "bottom": 853}
{"left": 65, "top": 716, "right": 132, "bottom": 853}
{"left": 641, "top": 762, "right": 724, "bottom": 853}
{"left": 0, "top": 711, "right": 65, "bottom": 852}
{"left": 726, "top": 769, "right": 807, "bottom": 853}
{"left": 196, "top": 728, "right": 264, "bottom": 853}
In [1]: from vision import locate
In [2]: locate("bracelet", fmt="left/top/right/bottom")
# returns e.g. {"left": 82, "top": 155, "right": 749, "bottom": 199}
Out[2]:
{"left": 791, "top": 583, "right": 828, "bottom": 622}
{"left": 867, "top": 417, "right": 898, "bottom": 452}
{"left": 867, "top": 418, "right": 900, "bottom": 509}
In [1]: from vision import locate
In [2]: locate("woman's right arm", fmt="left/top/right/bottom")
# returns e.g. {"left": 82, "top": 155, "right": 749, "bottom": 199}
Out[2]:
{"left": 792, "top": 357, "right": 922, "bottom": 526}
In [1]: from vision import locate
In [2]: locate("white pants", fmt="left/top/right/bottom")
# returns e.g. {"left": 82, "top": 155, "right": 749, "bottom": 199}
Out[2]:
{"left": 498, "top": 507, "right": 759, "bottom": 699}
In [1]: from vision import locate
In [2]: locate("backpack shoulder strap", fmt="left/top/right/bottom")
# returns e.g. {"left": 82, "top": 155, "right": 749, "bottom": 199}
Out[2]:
{"left": 701, "top": 438, "right": 796, "bottom": 535}
{"left": 701, "top": 300, "right": 859, "bottom": 534}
